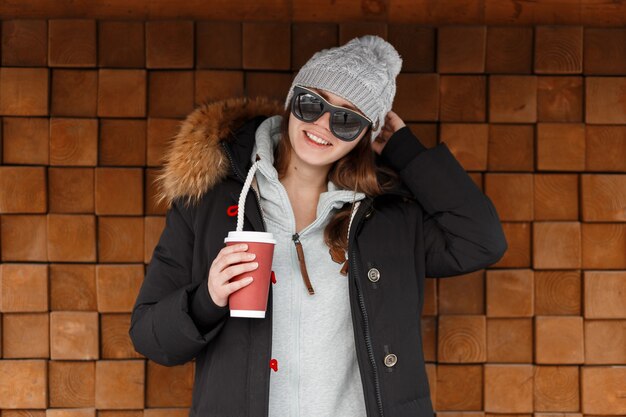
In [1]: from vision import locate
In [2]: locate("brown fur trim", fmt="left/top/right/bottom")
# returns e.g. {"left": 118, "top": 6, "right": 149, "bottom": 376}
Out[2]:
{"left": 152, "top": 96, "right": 284, "bottom": 209}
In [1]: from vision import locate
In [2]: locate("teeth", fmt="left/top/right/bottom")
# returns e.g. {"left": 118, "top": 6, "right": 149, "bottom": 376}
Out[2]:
{"left": 305, "top": 131, "right": 330, "bottom": 145}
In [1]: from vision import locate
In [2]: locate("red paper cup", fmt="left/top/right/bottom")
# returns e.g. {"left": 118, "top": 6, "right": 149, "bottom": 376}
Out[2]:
{"left": 224, "top": 231, "right": 276, "bottom": 318}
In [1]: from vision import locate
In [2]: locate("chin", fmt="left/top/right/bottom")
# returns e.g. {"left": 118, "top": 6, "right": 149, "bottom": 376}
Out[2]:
{"left": 291, "top": 130, "right": 338, "bottom": 167}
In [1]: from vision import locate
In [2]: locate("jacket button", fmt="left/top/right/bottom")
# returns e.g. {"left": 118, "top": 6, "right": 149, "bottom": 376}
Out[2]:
{"left": 367, "top": 268, "right": 380, "bottom": 282}
{"left": 384, "top": 353, "right": 397, "bottom": 367}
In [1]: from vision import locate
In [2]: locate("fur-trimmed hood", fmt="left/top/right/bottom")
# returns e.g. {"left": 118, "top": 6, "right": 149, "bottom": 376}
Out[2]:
{"left": 153, "top": 96, "right": 284, "bottom": 209}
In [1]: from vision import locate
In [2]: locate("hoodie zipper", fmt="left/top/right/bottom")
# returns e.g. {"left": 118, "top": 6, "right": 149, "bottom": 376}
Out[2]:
{"left": 292, "top": 232, "right": 315, "bottom": 295}
{"left": 350, "top": 199, "right": 384, "bottom": 417}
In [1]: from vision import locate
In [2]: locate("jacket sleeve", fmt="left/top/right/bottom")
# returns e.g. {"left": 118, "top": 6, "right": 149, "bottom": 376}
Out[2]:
{"left": 381, "top": 126, "right": 508, "bottom": 278}
{"left": 129, "top": 197, "right": 230, "bottom": 366}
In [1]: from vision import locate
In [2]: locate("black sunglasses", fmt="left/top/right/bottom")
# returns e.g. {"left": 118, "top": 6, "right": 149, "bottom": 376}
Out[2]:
{"left": 290, "top": 85, "right": 374, "bottom": 142}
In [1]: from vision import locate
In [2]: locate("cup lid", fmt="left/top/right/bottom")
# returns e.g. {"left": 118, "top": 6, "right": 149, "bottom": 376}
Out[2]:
{"left": 224, "top": 231, "right": 276, "bottom": 244}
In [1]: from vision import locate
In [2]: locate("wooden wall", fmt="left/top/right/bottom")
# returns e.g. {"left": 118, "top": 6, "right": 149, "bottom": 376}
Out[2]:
{"left": 0, "top": 6, "right": 625, "bottom": 417}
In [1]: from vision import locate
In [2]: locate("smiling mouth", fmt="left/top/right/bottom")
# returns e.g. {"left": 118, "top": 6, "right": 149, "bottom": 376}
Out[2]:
{"left": 304, "top": 131, "right": 333, "bottom": 146}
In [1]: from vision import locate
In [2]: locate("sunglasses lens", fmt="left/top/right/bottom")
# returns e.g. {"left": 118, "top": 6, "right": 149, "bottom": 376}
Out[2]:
{"left": 293, "top": 93, "right": 323, "bottom": 121}
{"left": 331, "top": 111, "right": 363, "bottom": 140}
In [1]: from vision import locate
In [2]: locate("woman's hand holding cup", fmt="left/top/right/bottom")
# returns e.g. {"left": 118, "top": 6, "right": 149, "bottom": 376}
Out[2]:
{"left": 208, "top": 243, "right": 259, "bottom": 308}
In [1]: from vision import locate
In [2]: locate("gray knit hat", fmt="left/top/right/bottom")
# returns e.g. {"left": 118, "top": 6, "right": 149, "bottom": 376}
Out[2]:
{"left": 284, "top": 35, "right": 402, "bottom": 142}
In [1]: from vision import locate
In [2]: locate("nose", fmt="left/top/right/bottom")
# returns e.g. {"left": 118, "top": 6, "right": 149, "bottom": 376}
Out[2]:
{"left": 313, "top": 110, "right": 332, "bottom": 132}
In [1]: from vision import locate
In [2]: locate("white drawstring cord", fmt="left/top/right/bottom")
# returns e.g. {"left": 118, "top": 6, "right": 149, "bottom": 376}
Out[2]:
{"left": 237, "top": 160, "right": 260, "bottom": 232}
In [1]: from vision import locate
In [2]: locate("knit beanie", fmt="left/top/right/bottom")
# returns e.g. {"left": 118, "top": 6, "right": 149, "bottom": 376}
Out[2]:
{"left": 284, "top": 35, "right": 403, "bottom": 142}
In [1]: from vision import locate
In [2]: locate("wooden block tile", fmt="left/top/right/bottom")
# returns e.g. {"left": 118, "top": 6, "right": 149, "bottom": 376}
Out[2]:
{"left": 437, "top": 315, "right": 486, "bottom": 363}
{"left": 485, "top": 26, "right": 533, "bottom": 73}
{"left": 534, "top": 365, "right": 579, "bottom": 411}
{"left": 145, "top": 168, "right": 168, "bottom": 215}
{"left": 534, "top": 174, "right": 579, "bottom": 221}
{"left": 146, "top": 21, "right": 193, "bottom": 69}
{"left": 534, "top": 26, "right": 583, "bottom": 74}
{"left": 493, "top": 222, "right": 530, "bottom": 268}
{"left": 586, "top": 126, "right": 626, "bottom": 172}
{"left": 146, "top": 360, "right": 193, "bottom": 407}
{"left": 425, "top": 363, "right": 436, "bottom": 408}
{"left": 586, "top": 77, "right": 626, "bottom": 124}
{"left": 435, "top": 365, "right": 482, "bottom": 411}
{"left": 533, "top": 222, "right": 581, "bottom": 269}
{"left": 101, "top": 313, "right": 143, "bottom": 359}
{"left": 395, "top": 73, "right": 439, "bottom": 122}
{"left": 47, "top": 214, "right": 96, "bottom": 262}
{"left": 98, "top": 21, "right": 145, "bottom": 68}
{"left": 195, "top": 70, "right": 244, "bottom": 105}
{"left": 537, "top": 76, "right": 583, "bottom": 122}
{"left": 0, "top": 68, "right": 48, "bottom": 116}
{"left": 144, "top": 216, "right": 165, "bottom": 264}
{"left": 437, "top": 413, "right": 485, "bottom": 417}
{"left": 95, "top": 168, "right": 143, "bottom": 215}
{"left": 439, "top": 123, "right": 488, "bottom": 171}
{"left": 406, "top": 123, "right": 438, "bottom": 149}
{"left": 439, "top": 76, "right": 486, "bottom": 122}
{"left": 48, "top": 19, "right": 96, "bottom": 67}
{"left": 242, "top": 22, "right": 290, "bottom": 70}
{"left": 48, "top": 361, "right": 95, "bottom": 407}
{"left": 388, "top": 25, "right": 435, "bottom": 73}
{"left": 535, "top": 316, "right": 584, "bottom": 364}
{"left": 484, "top": 364, "right": 533, "bottom": 413}
{"left": 99, "top": 119, "right": 146, "bottom": 166}
{"left": 421, "top": 316, "right": 437, "bottom": 362}
{"left": 437, "top": 26, "right": 486, "bottom": 73}
{"left": 486, "top": 318, "right": 533, "bottom": 363}
{"left": 96, "top": 265, "right": 143, "bottom": 312}
{"left": 584, "top": 271, "right": 626, "bottom": 319}
{"left": 291, "top": 23, "right": 338, "bottom": 70}
{"left": 98, "top": 69, "right": 146, "bottom": 118}
{"left": 195, "top": 21, "right": 242, "bottom": 69}
{"left": 339, "top": 23, "right": 387, "bottom": 45}
{"left": 50, "top": 264, "right": 96, "bottom": 311}
{"left": 582, "top": 224, "right": 626, "bottom": 269}
{"left": 0, "top": 167, "right": 46, "bottom": 213}
{"left": 49, "top": 118, "right": 98, "bottom": 166}
{"left": 95, "top": 360, "right": 145, "bottom": 409}
{"left": 1, "top": 20, "right": 48, "bottom": 66}
{"left": 143, "top": 409, "right": 189, "bottom": 417}
{"left": 46, "top": 409, "right": 95, "bottom": 417}
{"left": 422, "top": 277, "right": 437, "bottom": 316}
{"left": 488, "top": 75, "right": 537, "bottom": 123}
{"left": 148, "top": 71, "right": 194, "bottom": 117}
{"left": 537, "top": 123, "right": 585, "bottom": 171}
{"left": 581, "top": 175, "right": 626, "bottom": 221}
{"left": 0, "top": 360, "right": 47, "bottom": 408}
{"left": 48, "top": 167, "right": 94, "bottom": 213}
{"left": 485, "top": 173, "right": 533, "bottom": 221}
{"left": 2, "top": 313, "right": 49, "bottom": 358}
{"left": 487, "top": 124, "right": 534, "bottom": 171}
{"left": 581, "top": 367, "right": 626, "bottom": 415}
{"left": 50, "top": 311, "right": 98, "bottom": 360}
{"left": 97, "top": 217, "right": 144, "bottom": 263}
{"left": 535, "top": 270, "right": 581, "bottom": 316}
{"left": 2, "top": 117, "right": 49, "bottom": 165}
{"left": 0, "top": 215, "right": 47, "bottom": 262}
{"left": 584, "top": 320, "right": 626, "bottom": 364}
{"left": 97, "top": 411, "right": 141, "bottom": 417}
{"left": 2, "top": 411, "right": 46, "bottom": 417}
{"left": 486, "top": 269, "right": 534, "bottom": 317}
{"left": 583, "top": 28, "right": 626, "bottom": 75}
{"left": 50, "top": 69, "right": 97, "bottom": 117}
{"left": 146, "top": 118, "right": 181, "bottom": 167}
{"left": 245, "top": 72, "right": 293, "bottom": 102}
{"left": 438, "top": 270, "right": 484, "bottom": 315}
{"left": 0, "top": 263, "right": 48, "bottom": 312}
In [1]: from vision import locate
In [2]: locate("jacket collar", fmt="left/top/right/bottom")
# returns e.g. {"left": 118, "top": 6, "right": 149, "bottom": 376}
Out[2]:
{"left": 153, "top": 96, "right": 413, "bottom": 209}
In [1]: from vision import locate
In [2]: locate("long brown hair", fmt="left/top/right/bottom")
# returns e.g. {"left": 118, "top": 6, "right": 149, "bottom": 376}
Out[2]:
{"left": 273, "top": 107, "right": 399, "bottom": 253}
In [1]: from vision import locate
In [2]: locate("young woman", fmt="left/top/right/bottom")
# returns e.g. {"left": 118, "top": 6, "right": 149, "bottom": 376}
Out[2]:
{"left": 130, "top": 35, "right": 508, "bottom": 417}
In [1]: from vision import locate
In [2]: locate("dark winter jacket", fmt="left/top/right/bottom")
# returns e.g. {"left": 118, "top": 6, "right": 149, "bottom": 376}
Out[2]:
{"left": 129, "top": 96, "right": 508, "bottom": 417}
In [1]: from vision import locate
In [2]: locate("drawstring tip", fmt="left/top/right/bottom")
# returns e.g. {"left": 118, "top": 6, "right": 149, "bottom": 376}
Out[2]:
{"left": 340, "top": 260, "right": 349, "bottom": 276}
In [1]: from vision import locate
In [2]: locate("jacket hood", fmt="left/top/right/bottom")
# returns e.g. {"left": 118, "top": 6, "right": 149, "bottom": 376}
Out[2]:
{"left": 153, "top": 96, "right": 284, "bottom": 209}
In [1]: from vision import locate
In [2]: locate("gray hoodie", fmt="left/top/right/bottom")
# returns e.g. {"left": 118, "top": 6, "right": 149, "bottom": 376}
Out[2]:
{"left": 249, "top": 115, "right": 367, "bottom": 417}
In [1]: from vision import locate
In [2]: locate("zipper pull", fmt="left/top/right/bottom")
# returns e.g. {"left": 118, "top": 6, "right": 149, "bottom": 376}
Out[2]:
{"left": 292, "top": 233, "right": 315, "bottom": 295}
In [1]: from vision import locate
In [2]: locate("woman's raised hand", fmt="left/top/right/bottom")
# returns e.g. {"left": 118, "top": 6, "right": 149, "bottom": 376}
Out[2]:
{"left": 208, "top": 244, "right": 259, "bottom": 307}
{"left": 371, "top": 110, "right": 406, "bottom": 155}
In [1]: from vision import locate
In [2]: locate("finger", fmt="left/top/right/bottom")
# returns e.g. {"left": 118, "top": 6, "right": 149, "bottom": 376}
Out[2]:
{"left": 223, "top": 262, "right": 259, "bottom": 280}
{"left": 225, "top": 276, "right": 254, "bottom": 295}
{"left": 217, "top": 251, "right": 256, "bottom": 272}
{"left": 213, "top": 243, "right": 248, "bottom": 268}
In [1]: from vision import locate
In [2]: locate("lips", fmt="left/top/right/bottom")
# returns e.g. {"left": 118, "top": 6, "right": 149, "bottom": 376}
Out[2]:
{"left": 303, "top": 130, "right": 333, "bottom": 146}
